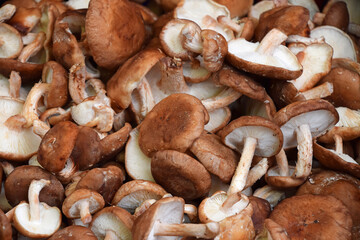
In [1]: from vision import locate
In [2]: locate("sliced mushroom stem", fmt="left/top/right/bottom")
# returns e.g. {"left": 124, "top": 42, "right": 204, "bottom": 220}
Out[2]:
{"left": 245, "top": 158, "right": 269, "bottom": 188}
{"left": 9, "top": 71, "right": 21, "bottom": 98}
{"left": 137, "top": 77, "right": 156, "bottom": 119}
{"left": 256, "top": 29, "right": 288, "bottom": 56}
{"left": 217, "top": 16, "right": 242, "bottom": 33}
{"left": 0, "top": 161, "right": 14, "bottom": 176}
{"left": 18, "top": 32, "right": 46, "bottom": 63}
{"left": 293, "top": 124, "right": 312, "bottom": 179}
{"left": 104, "top": 230, "right": 119, "bottom": 240}
{"left": 228, "top": 137, "right": 258, "bottom": 195}
{"left": 300, "top": 82, "right": 333, "bottom": 100}
{"left": 158, "top": 57, "right": 189, "bottom": 94}
{"left": 333, "top": 134, "right": 343, "bottom": 154}
{"left": 79, "top": 200, "right": 92, "bottom": 224}
{"left": 181, "top": 22, "right": 203, "bottom": 54}
{"left": 29, "top": 179, "right": 51, "bottom": 223}
{"left": 184, "top": 204, "right": 198, "bottom": 223}
{"left": 154, "top": 222, "right": 219, "bottom": 238}
{"left": 275, "top": 149, "right": 289, "bottom": 177}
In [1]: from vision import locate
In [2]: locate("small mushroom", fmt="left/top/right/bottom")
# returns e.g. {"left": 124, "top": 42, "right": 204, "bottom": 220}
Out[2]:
{"left": 62, "top": 188, "right": 105, "bottom": 224}
{"left": 49, "top": 225, "right": 97, "bottom": 240}
{"left": 13, "top": 179, "right": 62, "bottom": 238}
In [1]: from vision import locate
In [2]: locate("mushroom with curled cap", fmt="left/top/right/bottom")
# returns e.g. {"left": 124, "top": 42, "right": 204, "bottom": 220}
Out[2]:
{"left": 49, "top": 225, "right": 97, "bottom": 240}
{"left": 112, "top": 180, "right": 167, "bottom": 214}
{"left": 218, "top": 115, "right": 283, "bottom": 194}
{"left": 269, "top": 194, "right": 353, "bottom": 240}
{"left": 62, "top": 188, "right": 105, "bottom": 225}
{"left": 85, "top": 0, "right": 146, "bottom": 69}
{"left": 132, "top": 196, "right": 220, "bottom": 240}
{"left": 151, "top": 150, "right": 212, "bottom": 200}
{"left": 0, "top": 23, "right": 23, "bottom": 59}
{"left": 13, "top": 179, "right": 62, "bottom": 238}
{"left": 90, "top": 206, "right": 134, "bottom": 240}
{"left": 227, "top": 28, "right": 303, "bottom": 80}
{"left": 0, "top": 209, "right": 11, "bottom": 240}
{"left": 265, "top": 99, "right": 339, "bottom": 188}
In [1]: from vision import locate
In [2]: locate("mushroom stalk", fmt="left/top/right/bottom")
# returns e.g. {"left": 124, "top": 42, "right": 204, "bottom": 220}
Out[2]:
{"left": 136, "top": 77, "right": 156, "bottom": 119}
{"left": 275, "top": 149, "right": 289, "bottom": 176}
{"left": 104, "top": 230, "right": 119, "bottom": 240}
{"left": 333, "top": 134, "right": 343, "bottom": 154}
{"left": 181, "top": 22, "right": 203, "bottom": 54}
{"left": 217, "top": 16, "right": 242, "bottom": 33}
{"left": 18, "top": 32, "right": 45, "bottom": 63}
{"left": 158, "top": 58, "right": 189, "bottom": 94}
{"left": 228, "top": 137, "right": 258, "bottom": 195}
{"left": 28, "top": 179, "right": 50, "bottom": 223}
{"left": 9, "top": 71, "right": 21, "bottom": 98}
{"left": 221, "top": 192, "right": 248, "bottom": 212}
{"left": 256, "top": 29, "right": 287, "bottom": 55}
{"left": 300, "top": 82, "right": 333, "bottom": 100}
{"left": 245, "top": 158, "right": 269, "bottom": 188}
{"left": 184, "top": 204, "right": 198, "bottom": 223}
{"left": 79, "top": 200, "right": 92, "bottom": 224}
{"left": 154, "top": 222, "right": 219, "bottom": 238}
{"left": 293, "top": 124, "right": 312, "bottom": 179}
{"left": 69, "top": 63, "right": 87, "bottom": 104}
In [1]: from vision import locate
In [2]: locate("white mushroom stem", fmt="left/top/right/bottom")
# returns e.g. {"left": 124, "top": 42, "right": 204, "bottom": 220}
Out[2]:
{"left": 312, "top": 12, "right": 325, "bottom": 26}
{"left": 293, "top": 124, "right": 312, "bottom": 179}
{"left": 245, "top": 158, "right": 269, "bottom": 188}
{"left": 9, "top": 71, "right": 21, "bottom": 98}
{"left": 184, "top": 204, "right": 198, "bottom": 223}
{"left": 154, "top": 222, "right": 219, "bottom": 238}
{"left": 104, "top": 230, "right": 119, "bottom": 240}
{"left": 0, "top": 161, "right": 14, "bottom": 176}
{"left": 0, "top": 4, "right": 16, "bottom": 23}
{"left": 33, "top": 119, "right": 50, "bottom": 138}
{"left": 217, "top": 15, "right": 242, "bottom": 33}
{"left": 69, "top": 63, "right": 87, "bottom": 104}
{"left": 333, "top": 134, "right": 343, "bottom": 154}
{"left": 22, "top": 33, "right": 38, "bottom": 45}
{"left": 221, "top": 192, "right": 248, "bottom": 212}
{"left": 228, "top": 137, "right": 258, "bottom": 195}
{"left": 79, "top": 200, "right": 92, "bottom": 224}
{"left": 18, "top": 32, "right": 46, "bottom": 63}
{"left": 57, "top": 158, "right": 77, "bottom": 180}
{"left": 158, "top": 57, "right": 189, "bottom": 94}
{"left": 28, "top": 179, "right": 50, "bottom": 223}
{"left": 181, "top": 22, "right": 203, "bottom": 54}
{"left": 253, "top": 185, "right": 285, "bottom": 209}
{"left": 256, "top": 28, "right": 288, "bottom": 55}
{"left": 300, "top": 82, "right": 333, "bottom": 100}
{"left": 275, "top": 149, "right": 289, "bottom": 177}
{"left": 286, "top": 35, "right": 325, "bottom": 45}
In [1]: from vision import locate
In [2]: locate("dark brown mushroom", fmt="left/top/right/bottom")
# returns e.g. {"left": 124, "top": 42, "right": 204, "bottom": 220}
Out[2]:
{"left": 49, "top": 225, "right": 97, "bottom": 240}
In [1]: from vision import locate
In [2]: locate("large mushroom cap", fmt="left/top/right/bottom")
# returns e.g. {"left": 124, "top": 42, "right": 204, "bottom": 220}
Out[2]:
{"left": 274, "top": 99, "right": 339, "bottom": 149}
{"left": 86, "top": 0, "right": 146, "bottom": 69}
{"left": 269, "top": 194, "right": 353, "bottom": 240}
{"left": 138, "top": 93, "right": 209, "bottom": 157}
{"left": 49, "top": 226, "right": 97, "bottom": 240}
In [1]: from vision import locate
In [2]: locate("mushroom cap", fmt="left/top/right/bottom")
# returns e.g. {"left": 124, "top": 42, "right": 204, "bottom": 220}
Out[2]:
{"left": 214, "top": 0, "right": 253, "bottom": 18}
{"left": 0, "top": 23, "right": 23, "bottom": 59}
{"left": 152, "top": 150, "right": 211, "bottom": 200}
{"left": 49, "top": 226, "right": 97, "bottom": 240}
{"left": 111, "top": 180, "right": 167, "bottom": 214}
{"left": 38, "top": 121, "right": 79, "bottom": 173}
{"left": 265, "top": 166, "right": 306, "bottom": 188}
{"left": 313, "top": 142, "right": 360, "bottom": 178}
{"left": 204, "top": 107, "right": 231, "bottom": 133}
{"left": 0, "top": 209, "right": 12, "bottom": 240}
{"left": 4, "top": 165, "right": 64, "bottom": 208}
{"left": 296, "top": 170, "right": 360, "bottom": 235}
{"left": 190, "top": 132, "right": 237, "bottom": 183}
{"left": 106, "top": 48, "right": 165, "bottom": 109}
{"left": 14, "top": 201, "right": 62, "bottom": 238}
{"left": 0, "top": 97, "right": 42, "bottom": 161}
{"left": 62, "top": 189, "right": 105, "bottom": 219}
{"left": 138, "top": 93, "right": 209, "bottom": 157}
{"left": 218, "top": 116, "right": 283, "bottom": 157}
{"left": 249, "top": 196, "right": 271, "bottom": 235}
{"left": 76, "top": 166, "right": 125, "bottom": 204}
{"left": 269, "top": 194, "right": 353, "bottom": 240}
{"left": 132, "top": 196, "right": 184, "bottom": 240}
{"left": 323, "top": 1, "right": 349, "bottom": 31}
{"left": 273, "top": 99, "right": 339, "bottom": 149}
{"left": 86, "top": 0, "right": 146, "bottom": 69}
{"left": 0, "top": 58, "right": 43, "bottom": 83}
{"left": 90, "top": 206, "right": 134, "bottom": 240}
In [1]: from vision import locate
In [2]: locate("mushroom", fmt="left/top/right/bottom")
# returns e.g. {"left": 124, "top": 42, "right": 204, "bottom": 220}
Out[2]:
{"left": 218, "top": 116, "right": 283, "bottom": 194}
{"left": 132, "top": 196, "right": 219, "bottom": 239}
{"left": 66, "top": 0, "right": 90, "bottom": 10}
{"left": 262, "top": 218, "right": 290, "bottom": 240}
{"left": 0, "top": 58, "right": 43, "bottom": 83}
{"left": 111, "top": 180, "right": 167, "bottom": 214}
{"left": 214, "top": 0, "right": 253, "bottom": 18}
{"left": 151, "top": 150, "right": 212, "bottom": 200}
{"left": 249, "top": 196, "right": 271, "bottom": 235}
{"left": 90, "top": 206, "right": 134, "bottom": 240}
{"left": 204, "top": 107, "right": 231, "bottom": 133}
{"left": 85, "top": 0, "right": 146, "bottom": 69}
{"left": 62, "top": 188, "right": 105, "bottom": 224}
{"left": 0, "top": 4, "right": 16, "bottom": 23}
{"left": 0, "top": 209, "right": 11, "bottom": 240}
{"left": 321, "top": 1, "right": 349, "bottom": 31}
{"left": 253, "top": 185, "right": 286, "bottom": 209}
{"left": 227, "top": 28, "right": 303, "bottom": 80}
{"left": 49, "top": 225, "right": 97, "bottom": 240}
{"left": 0, "top": 23, "right": 23, "bottom": 59}
{"left": 7, "top": 7, "right": 41, "bottom": 35}
{"left": 269, "top": 194, "right": 353, "bottom": 239}
{"left": 182, "top": 56, "right": 211, "bottom": 83}
{"left": 13, "top": 179, "right": 62, "bottom": 238}
{"left": 0, "top": 71, "right": 28, "bottom": 100}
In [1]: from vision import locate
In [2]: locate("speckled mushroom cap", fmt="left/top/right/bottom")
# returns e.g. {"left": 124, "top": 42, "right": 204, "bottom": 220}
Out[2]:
{"left": 270, "top": 194, "right": 353, "bottom": 240}
{"left": 138, "top": 93, "right": 209, "bottom": 157}
{"left": 86, "top": 0, "right": 146, "bottom": 69}
{"left": 49, "top": 226, "right": 97, "bottom": 240}
{"left": 0, "top": 209, "right": 11, "bottom": 240}
{"left": 38, "top": 121, "right": 79, "bottom": 173}
{"left": 218, "top": 116, "right": 283, "bottom": 157}
{"left": 4, "top": 165, "right": 64, "bottom": 208}
{"left": 273, "top": 99, "right": 339, "bottom": 149}
{"left": 151, "top": 150, "right": 211, "bottom": 200}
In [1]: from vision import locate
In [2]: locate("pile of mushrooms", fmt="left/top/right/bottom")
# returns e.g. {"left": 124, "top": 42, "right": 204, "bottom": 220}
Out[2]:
{"left": 0, "top": 0, "right": 359, "bottom": 239}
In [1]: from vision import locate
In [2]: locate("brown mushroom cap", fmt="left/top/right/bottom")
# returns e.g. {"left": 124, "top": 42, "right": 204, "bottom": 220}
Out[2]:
{"left": 274, "top": 99, "right": 339, "bottom": 149}
{"left": 38, "top": 121, "right": 79, "bottom": 173}
{"left": 49, "top": 226, "right": 97, "bottom": 240}
{"left": 138, "top": 93, "right": 209, "bottom": 157}
{"left": 0, "top": 209, "right": 11, "bottom": 240}
{"left": 0, "top": 58, "right": 43, "bottom": 83}
{"left": 265, "top": 166, "right": 307, "bottom": 188}
{"left": 85, "top": 0, "right": 146, "bottom": 69}
{"left": 249, "top": 196, "right": 271, "bottom": 235}
{"left": 214, "top": 0, "right": 253, "bottom": 18}
{"left": 323, "top": 1, "right": 349, "bottom": 31}
{"left": 269, "top": 194, "right": 353, "bottom": 240}
{"left": 152, "top": 150, "right": 211, "bottom": 200}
